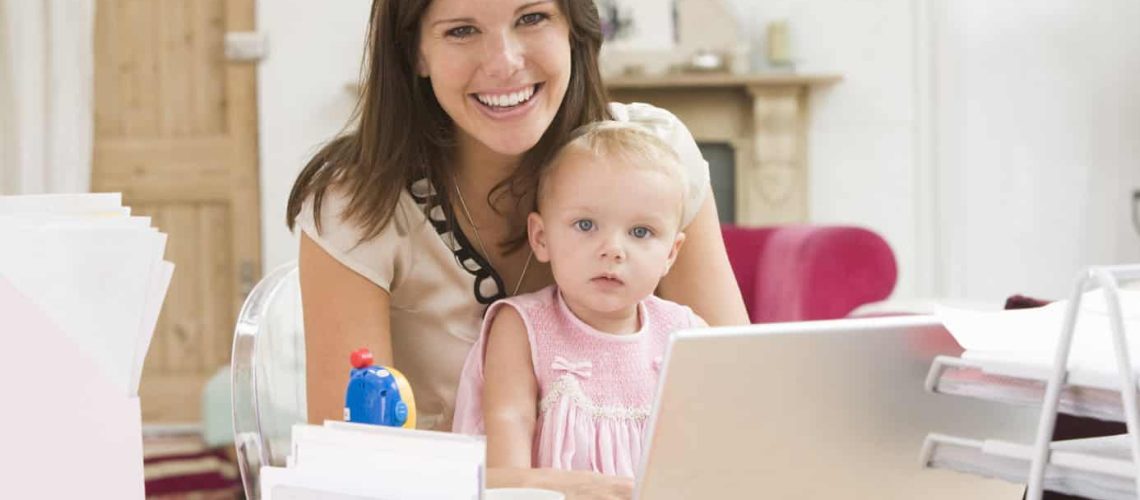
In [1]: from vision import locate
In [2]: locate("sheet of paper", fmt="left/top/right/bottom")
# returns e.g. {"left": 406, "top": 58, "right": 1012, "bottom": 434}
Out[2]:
{"left": 0, "top": 192, "right": 123, "bottom": 215}
{"left": 0, "top": 220, "right": 168, "bottom": 396}
{"left": 262, "top": 467, "right": 376, "bottom": 500}
{"left": 132, "top": 260, "right": 174, "bottom": 396}
{"left": 0, "top": 215, "right": 151, "bottom": 230}
{"left": 278, "top": 423, "right": 485, "bottom": 499}
{"left": 937, "top": 289, "right": 1140, "bottom": 375}
{"left": 0, "top": 208, "right": 151, "bottom": 225}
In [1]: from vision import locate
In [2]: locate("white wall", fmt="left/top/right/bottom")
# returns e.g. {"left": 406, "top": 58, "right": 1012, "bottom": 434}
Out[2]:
{"left": 257, "top": 0, "right": 371, "bottom": 272}
{"left": 933, "top": 0, "right": 1140, "bottom": 302}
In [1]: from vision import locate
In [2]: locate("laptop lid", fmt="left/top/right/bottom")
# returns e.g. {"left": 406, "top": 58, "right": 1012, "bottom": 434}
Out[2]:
{"left": 635, "top": 315, "right": 1039, "bottom": 499}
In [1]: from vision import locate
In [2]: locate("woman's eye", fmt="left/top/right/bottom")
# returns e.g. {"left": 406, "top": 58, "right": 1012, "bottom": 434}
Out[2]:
{"left": 575, "top": 220, "right": 594, "bottom": 232}
{"left": 630, "top": 227, "right": 652, "bottom": 239}
{"left": 518, "top": 12, "right": 549, "bottom": 26}
{"left": 446, "top": 26, "right": 477, "bottom": 39}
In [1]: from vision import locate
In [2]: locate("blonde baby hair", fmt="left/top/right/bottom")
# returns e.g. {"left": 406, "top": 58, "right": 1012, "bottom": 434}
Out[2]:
{"left": 537, "top": 120, "right": 689, "bottom": 223}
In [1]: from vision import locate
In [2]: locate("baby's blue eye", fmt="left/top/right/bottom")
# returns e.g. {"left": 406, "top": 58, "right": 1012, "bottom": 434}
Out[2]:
{"left": 575, "top": 219, "right": 594, "bottom": 232}
{"left": 630, "top": 227, "right": 652, "bottom": 239}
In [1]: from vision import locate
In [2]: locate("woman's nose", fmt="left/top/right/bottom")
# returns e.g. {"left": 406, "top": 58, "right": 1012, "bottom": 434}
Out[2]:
{"left": 482, "top": 31, "right": 525, "bottom": 80}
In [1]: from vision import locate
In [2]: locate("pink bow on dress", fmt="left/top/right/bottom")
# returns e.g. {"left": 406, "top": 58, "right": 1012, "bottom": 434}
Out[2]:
{"left": 551, "top": 356, "right": 592, "bottom": 379}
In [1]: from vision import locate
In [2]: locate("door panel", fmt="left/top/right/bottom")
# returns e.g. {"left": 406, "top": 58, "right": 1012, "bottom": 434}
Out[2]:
{"left": 93, "top": 0, "right": 260, "bottom": 422}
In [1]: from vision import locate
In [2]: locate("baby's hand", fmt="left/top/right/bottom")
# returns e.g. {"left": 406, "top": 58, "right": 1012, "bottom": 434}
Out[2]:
{"left": 562, "top": 471, "right": 633, "bottom": 500}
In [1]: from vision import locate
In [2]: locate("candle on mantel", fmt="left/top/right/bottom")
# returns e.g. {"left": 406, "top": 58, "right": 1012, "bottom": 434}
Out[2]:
{"left": 767, "top": 20, "right": 791, "bottom": 66}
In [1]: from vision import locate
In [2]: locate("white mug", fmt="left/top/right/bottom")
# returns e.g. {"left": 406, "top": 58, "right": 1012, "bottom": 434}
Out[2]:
{"left": 484, "top": 487, "right": 565, "bottom": 500}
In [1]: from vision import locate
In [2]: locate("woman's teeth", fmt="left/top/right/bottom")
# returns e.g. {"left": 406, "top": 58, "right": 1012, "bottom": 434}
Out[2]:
{"left": 475, "top": 85, "right": 536, "bottom": 108}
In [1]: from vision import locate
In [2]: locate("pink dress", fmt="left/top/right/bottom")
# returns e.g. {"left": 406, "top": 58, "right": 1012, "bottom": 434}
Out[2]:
{"left": 451, "top": 285, "right": 706, "bottom": 477}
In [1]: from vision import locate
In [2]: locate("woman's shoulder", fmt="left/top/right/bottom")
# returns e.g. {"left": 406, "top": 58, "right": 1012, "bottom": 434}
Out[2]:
{"left": 295, "top": 183, "right": 423, "bottom": 238}
{"left": 293, "top": 183, "right": 423, "bottom": 292}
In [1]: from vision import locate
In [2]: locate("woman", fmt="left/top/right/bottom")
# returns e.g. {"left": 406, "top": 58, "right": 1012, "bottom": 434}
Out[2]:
{"left": 286, "top": 0, "right": 747, "bottom": 497}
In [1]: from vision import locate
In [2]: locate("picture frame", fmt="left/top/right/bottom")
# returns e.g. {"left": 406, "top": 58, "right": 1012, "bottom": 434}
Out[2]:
{"left": 596, "top": 0, "right": 675, "bottom": 51}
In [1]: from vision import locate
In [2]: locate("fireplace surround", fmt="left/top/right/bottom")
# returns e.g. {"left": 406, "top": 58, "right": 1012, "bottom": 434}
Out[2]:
{"left": 606, "top": 73, "right": 841, "bottom": 225}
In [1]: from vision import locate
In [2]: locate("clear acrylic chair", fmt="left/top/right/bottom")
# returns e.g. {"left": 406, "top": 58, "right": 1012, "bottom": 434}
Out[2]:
{"left": 231, "top": 261, "right": 307, "bottom": 499}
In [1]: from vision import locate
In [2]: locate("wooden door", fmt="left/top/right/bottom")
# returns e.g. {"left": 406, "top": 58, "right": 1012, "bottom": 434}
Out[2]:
{"left": 92, "top": 0, "right": 261, "bottom": 423}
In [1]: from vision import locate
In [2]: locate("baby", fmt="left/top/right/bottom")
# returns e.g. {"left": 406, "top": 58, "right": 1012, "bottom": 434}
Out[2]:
{"left": 451, "top": 120, "right": 706, "bottom": 478}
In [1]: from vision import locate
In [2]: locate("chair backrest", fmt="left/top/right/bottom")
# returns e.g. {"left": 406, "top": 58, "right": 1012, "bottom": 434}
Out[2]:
{"left": 753, "top": 225, "right": 897, "bottom": 322}
{"left": 231, "top": 261, "right": 307, "bottom": 499}
{"left": 720, "top": 225, "right": 778, "bottom": 319}
{"left": 721, "top": 224, "right": 898, "bottom": 323}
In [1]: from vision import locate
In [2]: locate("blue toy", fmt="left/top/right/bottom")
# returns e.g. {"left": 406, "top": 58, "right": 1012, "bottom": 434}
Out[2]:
{"left": 344, "top": 348, "right": 417, "bottom": 428}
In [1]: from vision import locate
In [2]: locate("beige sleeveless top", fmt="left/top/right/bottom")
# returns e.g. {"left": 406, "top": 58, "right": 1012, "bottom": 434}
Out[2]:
{"left": 293, "top": 102, "right": 710, "bottom": 431}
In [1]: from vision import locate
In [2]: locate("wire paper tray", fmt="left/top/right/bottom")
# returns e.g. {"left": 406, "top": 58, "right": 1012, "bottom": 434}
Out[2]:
{"left": 926, "top": 355, "right": 1134, "bottom": 423}
{"left": 922, "top": 433, "right": 1135, "bottom": 500}
{"left": 921, "top": 264, "right": 1140, "bottom": 500}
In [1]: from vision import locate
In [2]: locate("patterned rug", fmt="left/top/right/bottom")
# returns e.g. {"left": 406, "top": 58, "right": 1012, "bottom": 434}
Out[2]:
{"left": 143, "top": 428, "right": 242, "bottom": 499}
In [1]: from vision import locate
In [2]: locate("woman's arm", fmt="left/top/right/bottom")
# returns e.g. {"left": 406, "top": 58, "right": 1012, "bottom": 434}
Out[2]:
{"left": 299, "top": 233, "right": 394, "bottom": 424}
{"left": 482, "top": 307, "right": 539, "bottom": 468}
{"left": 658, "top": 191, "right": 749, "bottom": 326}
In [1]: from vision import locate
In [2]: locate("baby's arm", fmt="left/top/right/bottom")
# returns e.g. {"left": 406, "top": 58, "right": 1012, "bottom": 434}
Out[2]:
{"left": 482, "top": 306, "right": 539, "bottom": 468}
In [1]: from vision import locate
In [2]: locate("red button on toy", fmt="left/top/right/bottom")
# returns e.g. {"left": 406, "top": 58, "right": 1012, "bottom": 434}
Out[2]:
{"left": 350, "top": 348, "right": 374, "bottom": 369}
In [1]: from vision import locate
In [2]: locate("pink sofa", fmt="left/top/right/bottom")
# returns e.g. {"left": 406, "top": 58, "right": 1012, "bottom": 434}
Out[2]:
{"left": 721, "top": 225, "right": 898, "bottom": 323}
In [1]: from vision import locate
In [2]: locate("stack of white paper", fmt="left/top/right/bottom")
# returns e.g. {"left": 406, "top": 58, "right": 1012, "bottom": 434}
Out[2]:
{"left": 936, "top": 288, "right": 1140, "bottom": 377}
{"left": 261, "top": 421, "right": 485, "bottom": 499}
{"left": 0, "top": 193, "right": 174, "bottom": 498}
{"left": 923, "top": 434, "right": 1135, "bottom": 500}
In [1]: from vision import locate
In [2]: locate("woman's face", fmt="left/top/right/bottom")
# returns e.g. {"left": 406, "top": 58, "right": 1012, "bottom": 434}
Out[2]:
{"left": 418, "top": 0, "right": 572, "bottom": 157}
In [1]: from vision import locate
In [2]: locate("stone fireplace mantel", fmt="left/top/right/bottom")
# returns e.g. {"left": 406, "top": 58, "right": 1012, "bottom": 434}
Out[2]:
{"left": 606, "top": 73, "right": 841, "bottom": 226}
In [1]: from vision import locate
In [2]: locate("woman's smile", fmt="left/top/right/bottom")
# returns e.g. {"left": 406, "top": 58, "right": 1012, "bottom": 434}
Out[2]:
{"left": 470, "top": 82, "right": 545, "bottom": 120}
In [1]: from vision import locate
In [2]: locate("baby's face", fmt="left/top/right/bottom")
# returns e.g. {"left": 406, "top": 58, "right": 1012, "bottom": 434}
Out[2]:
{"left": 529, "top": 150, "right": 686, "bottom": 316}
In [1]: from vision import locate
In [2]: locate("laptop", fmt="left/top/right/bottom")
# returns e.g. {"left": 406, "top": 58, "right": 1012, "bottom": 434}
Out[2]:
{"left": 635, "top": 315, "right": 1040, "bottom": 499}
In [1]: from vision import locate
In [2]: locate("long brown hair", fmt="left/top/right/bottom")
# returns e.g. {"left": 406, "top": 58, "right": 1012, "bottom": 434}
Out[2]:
{"left": 286, "top": 0, "right": 611, "bottom": 253}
